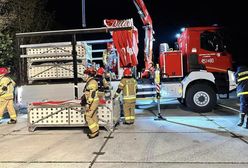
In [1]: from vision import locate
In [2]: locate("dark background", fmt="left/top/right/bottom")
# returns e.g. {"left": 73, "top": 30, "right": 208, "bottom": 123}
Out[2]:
{"left": 46, "top": 0, "right": 248, "bottom": 70}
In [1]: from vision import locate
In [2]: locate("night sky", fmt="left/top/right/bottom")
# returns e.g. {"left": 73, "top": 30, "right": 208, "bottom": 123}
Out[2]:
{"left": 46, "top": 0, "right": 248, "bottom": 69}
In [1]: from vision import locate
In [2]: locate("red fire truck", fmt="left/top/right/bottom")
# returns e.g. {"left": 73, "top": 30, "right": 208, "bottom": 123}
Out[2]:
{"left": 158, "top": 26, "right": 235, "bottom": 112}
{"left": 107, "top": 0, "right": 236, "bottom": 112}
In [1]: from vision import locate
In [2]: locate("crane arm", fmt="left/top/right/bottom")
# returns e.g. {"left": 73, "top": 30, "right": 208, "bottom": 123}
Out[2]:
{"left": 133, "top": 0, "right": 154, "bottom": 77}
{"left": 133, "top": 0, "right": 152, "bottom": 26}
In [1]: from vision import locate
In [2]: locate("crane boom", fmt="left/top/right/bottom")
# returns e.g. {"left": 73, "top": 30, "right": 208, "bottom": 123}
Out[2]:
{"left": 133, "top": 0, "right": 154, "bottom": 77}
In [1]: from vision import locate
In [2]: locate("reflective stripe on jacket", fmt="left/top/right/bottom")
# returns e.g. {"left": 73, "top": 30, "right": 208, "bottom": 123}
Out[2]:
{"left": 235, "top": 66, "right": 248, "bottom": 97}
{"left": 117, "top": 77, "right": 137, "bottom": 100}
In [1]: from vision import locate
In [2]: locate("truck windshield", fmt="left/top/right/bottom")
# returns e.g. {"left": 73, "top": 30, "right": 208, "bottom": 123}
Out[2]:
{"left": 200, "top": 31, "right": 226, "bottom": 52}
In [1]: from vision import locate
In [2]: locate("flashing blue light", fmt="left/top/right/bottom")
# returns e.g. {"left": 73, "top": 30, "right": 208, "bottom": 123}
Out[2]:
{"left": 180, "top": 27, "right": 185, "bottom": 32}
{"left": 175, "top": 33, "right": 181, "bottom": 38}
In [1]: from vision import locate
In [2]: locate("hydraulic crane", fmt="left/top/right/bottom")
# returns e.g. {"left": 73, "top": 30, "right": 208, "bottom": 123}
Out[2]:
{"left": 132, "top": 0, "right": 154, "bottom": 77}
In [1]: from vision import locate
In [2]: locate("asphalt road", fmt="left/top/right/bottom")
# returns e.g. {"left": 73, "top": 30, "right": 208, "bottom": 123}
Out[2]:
{"left": 0, "top": 96, "right": 248, "bottom": 168}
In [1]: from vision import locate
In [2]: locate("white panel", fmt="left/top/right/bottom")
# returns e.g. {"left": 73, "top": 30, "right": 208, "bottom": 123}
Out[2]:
{"left": 27, "top": 99, "right": 120, "bottom": 131}
{"left": 28, "top": 64, "right": 85, "bottom": 81}
{"left": 161, "top": 82, "right": 182, "bottom": 98}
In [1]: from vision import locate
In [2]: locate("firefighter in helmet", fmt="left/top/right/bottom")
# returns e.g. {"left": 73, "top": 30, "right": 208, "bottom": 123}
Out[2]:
{"left": 113, "top": 68, "right": 137, "bottom": 124}
{"left": 95, "top": 67, "right": 109, "bottom": 101}
{"left": 81, "top": 67, "right": 99, "bottom": 138}
{"left": 0, "top": 67, "right": 17, "bottom": 124}
{"left": 235, "top": 65, "right": 248, "bottom": 128}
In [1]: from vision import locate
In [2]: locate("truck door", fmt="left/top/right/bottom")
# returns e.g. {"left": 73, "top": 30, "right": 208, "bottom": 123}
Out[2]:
{"left": 199, "top": 31, "right": 232, "bottom": 73}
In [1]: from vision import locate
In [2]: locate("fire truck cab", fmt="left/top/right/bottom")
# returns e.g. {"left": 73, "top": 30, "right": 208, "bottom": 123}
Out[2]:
{"left": 158, "top": 26, "right": 236, "bottom": 112}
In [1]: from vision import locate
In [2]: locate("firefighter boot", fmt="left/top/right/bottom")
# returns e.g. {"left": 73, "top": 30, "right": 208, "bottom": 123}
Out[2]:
{"left": 7, "top": 119, "right": 17, "bottom": 124}
{"left": 87, "top": 131, "right": 99, "bottom": 139}
{"left": 237, "top": 113, "right": 245, "bottom": 127}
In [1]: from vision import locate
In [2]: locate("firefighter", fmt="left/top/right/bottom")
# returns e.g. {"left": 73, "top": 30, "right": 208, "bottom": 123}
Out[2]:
{"left": 235, "top": 65, "right": 248, "bottom": 128}
{"left": 81, "top": 67, "right": 99, "bottom": 138}
{"left": 113, "top": 68, "right": 137, "bottom": 124}
{"left": 95, "top": 67, "right": 109, "bottom": 101}
{"left": 0, "top": 67, "right": 17, "bottom": 124}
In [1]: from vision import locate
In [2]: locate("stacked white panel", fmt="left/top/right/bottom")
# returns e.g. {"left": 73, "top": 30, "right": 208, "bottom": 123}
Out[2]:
{"left": 28, "top": 64, "right": 85, "bottom": 81}
{"left": 23, "top": 42, "right": 91, "bottom": 83}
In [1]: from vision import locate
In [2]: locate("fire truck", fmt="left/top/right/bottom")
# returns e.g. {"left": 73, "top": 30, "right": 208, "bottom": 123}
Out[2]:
{"left": 105, "top": 0, "right": 236, "bottom": 112}
{"left": 158, "top": 26, "right": 235, "bottom": 112}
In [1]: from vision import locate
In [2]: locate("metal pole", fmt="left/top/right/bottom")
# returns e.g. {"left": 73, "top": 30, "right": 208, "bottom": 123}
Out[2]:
{"left": 82, "top": 0, "right": 86, "bottom": 28}
{"left": 16, "top": 38, "right": 22, "bottom": 85}
{"left": 16, "top": 27, "right": 133, "bottom": 38}
{"left": 154, "top": 64, "right": 166, "bottom": 121}
{"left": 72, "top": 34, "right": 78, "bottom": 99}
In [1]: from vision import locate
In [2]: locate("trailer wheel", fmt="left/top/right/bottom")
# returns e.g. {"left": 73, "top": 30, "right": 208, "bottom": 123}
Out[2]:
{"left": 186, "top": 84, "right": 216, "bottom": 112}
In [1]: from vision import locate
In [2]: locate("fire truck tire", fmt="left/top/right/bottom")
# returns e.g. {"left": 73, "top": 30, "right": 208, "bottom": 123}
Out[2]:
{"left": 186, "top": 84, "right": 216, "bottom": 112}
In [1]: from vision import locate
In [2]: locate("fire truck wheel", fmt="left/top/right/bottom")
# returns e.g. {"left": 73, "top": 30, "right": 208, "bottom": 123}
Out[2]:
{"left": 186, "top": 84, "right": 216, "bottom": 112}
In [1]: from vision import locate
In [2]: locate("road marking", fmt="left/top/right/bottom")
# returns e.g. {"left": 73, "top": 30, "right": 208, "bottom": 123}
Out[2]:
{"left": 89, "top": 131, "right": 113, "bottom": 168}
{"left": 218, "top": 104, "right": 240, "bottom": 113}
{"left": 199, "top": 112, "right": 248, "bottom": 144}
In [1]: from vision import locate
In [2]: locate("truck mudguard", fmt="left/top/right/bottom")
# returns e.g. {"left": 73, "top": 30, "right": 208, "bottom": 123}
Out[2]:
{"left": 181, "top": 70, "right": 215, "bottom": 98}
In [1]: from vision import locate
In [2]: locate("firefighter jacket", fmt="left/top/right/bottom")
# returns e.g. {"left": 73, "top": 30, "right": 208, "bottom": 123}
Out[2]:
{"left": 114, "top": 77, "right": 137, "bottom": 101}
{"left": 83, "top": 77, "right": 99, "bottom": 105}
{"left": 0, "top": 76, "right": 16, "bottom": 100}
{"left": 235, "top": 66, "right": 248, "bottom": 97}
{"left": 95, "top": 75, "right": 109, "bottom": 92}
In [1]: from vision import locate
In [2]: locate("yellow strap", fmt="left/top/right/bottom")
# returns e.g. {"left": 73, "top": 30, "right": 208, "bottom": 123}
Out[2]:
{"left": 125, "top": 116, "right": 135, "bottom": 120}
{"left": 119, "top": 83, "right": 124, "bottom": 87}
{"left": 93, "top": 98, "right": 99, "bottom": 101}
{"left": 10, "top": 115, "right": 16, "bottom": 119}
{"left": 0, "top": 93, "right": 13, "bottom": 98}
{"left": 237, "top": 76, "right": 248, "bottom": 82}
{"left": 125, "top": 116, "right": 131, "bottom": 120}
{"left": 237, "top": 92, "right": 248, "bottom": 96}
{"left": 123, "top": 96, "right": 136, "bottom": 100}
{"left": 89, "top": 122, "right": 98, "bottom": 129}
{"left": 88, "top": 98, "right": 99, "bottom": 102}
{"left": 126, "top": 83, "right": 129, "bottom": 96}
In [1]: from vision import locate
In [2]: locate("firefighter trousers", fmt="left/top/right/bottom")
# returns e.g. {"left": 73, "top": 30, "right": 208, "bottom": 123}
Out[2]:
{"left": 123, "top": 100, "right": 136, "bottom": 124}
{"left": 85, "top": 101, "right": 99, "bottom": 136}
{"left": 240, "top": 96, "right": 248, "bottom": 115}
{"left": 0, "top": 99, "right": 17, "bottom": 120}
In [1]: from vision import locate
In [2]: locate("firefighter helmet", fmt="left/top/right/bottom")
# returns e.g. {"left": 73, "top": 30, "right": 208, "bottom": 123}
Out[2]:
{"left": 84, "top": 67, "right": 96, "bottom": 76}
{"left": 97, "top": 67, "right": 105, "bottom": 76}
{"left": 0, "top": 67, "right": 8, "bottom": 75}
{"left": 123, "top": 68, "right": 132, "bottom": 77}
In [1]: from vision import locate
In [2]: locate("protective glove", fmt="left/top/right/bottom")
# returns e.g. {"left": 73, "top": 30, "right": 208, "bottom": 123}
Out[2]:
{"left": 2, "top": 86, "right": 7, "bottom": 91}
